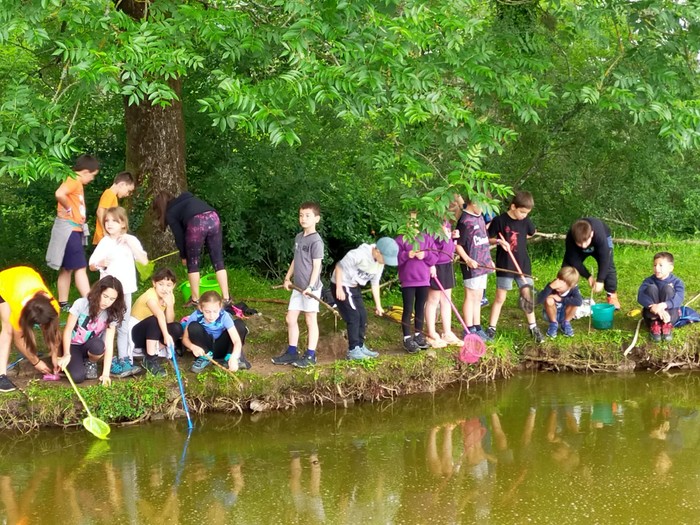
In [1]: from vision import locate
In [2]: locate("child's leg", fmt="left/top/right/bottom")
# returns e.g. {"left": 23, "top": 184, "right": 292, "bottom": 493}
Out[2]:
{"left": 413, "top": 286, "right": 429, "bottom": 333}
{"left": 439, "top": 289, "right": 454, "bottom": 335}
{"left": 424, "top": 289, "right": 441, "bottom": 338}
{"left": 73, "top": 267, "right": 90, "bottom": 298}
{"left": 66, "top": 343, "right": 88, "bottom": 383}
{"left": 563, "top": 305, "right": 578, "bottom": 322}
{"left": 212, "top": 333, "right": 234, "bottom": 360}
{"left": 462, "top": 285, "right": 473, "bottom": 330}
{"left": 186, "top": 322, "right": 214, "bottom": 352}
{"left": 332, "top": 286, "right": 362, "bottom": 350}
{"left": 466, "top": 287, "right": 482, "bottom": 327}
{"left": 489, "top": 278, "right": 510, "bottom": 328}
{"left": 202, "top": 211, "right": 230, "bottom": 301}
{"left": 85, "top": 336, "right": 105, "bottom": 362}
{"left": 187, "top": 271, "right": 201, "bottom": 303}
{"left": 401, "top": 287, "right": 416, "bottom": 337}
{"left": 57, "top": 268, "right": 72, "bottom": 303}
{"left": 286, "top": 309, "right": 301, "bottom": 347}
{"left": 305, "top": 312, "right": 319, "bottom": 351}
{"left": 543, "top": 297, "right": 558, "bottom": 323}
{"left": 356, "top": 289, "right": 368, "bottom": 347}
{"left": 115, "top": 293, "right": 132, "bottom": 360}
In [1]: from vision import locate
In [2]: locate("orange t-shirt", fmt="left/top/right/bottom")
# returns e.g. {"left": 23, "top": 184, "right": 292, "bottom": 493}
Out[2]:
{"left": 93, "top": 188, "right": 118, "bottom": 245}
{"left": 56, "top": 176, "right": 85, "bottom": 232}
{"left": 0, "top": 267, "right": 59, "bottom": 331}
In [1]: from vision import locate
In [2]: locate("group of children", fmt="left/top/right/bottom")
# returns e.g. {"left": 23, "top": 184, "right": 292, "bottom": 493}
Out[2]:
{"left": 0, "top": 156, "right": 689, "bottom": 392}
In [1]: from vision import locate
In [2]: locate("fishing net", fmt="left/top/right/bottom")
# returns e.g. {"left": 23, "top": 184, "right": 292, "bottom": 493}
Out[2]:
{"left": 83, "top": 415, "right": 111, "bottom": 440}
{"left": 458, "top": 334, "right": 487, "bottom": 364}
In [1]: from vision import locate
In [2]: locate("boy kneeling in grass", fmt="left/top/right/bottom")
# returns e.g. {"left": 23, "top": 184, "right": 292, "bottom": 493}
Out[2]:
{"left": 183, "top": 291, "right": 250, "bottom": 373}
{"left": 537, "top": 266, "right": 583, "bottom": 338}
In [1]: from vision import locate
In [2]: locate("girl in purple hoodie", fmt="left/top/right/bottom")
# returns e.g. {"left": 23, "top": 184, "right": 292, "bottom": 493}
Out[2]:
{"left": 395, "top": 217, "right": 438, "bottom": 353}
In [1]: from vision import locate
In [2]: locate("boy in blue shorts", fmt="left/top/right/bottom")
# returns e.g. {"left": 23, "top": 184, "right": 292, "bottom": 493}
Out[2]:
{"left": 272, "top": 202, "right": 325, "bottom": 368}
{"left": 183, "top": 291, "right": 250, "bottom": 374}
{"left": 486, "top": 191, "right": 543, "bottom": 343}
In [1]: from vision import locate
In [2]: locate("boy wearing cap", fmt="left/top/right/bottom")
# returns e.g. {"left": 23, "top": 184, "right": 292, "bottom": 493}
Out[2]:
{"left": 331, "top": 237, "right": 399, "bottom": 360}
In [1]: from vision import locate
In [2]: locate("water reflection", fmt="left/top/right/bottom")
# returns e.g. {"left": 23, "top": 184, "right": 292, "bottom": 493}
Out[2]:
{"left": 3, "top": 373, "right": 700, "bottom": 523}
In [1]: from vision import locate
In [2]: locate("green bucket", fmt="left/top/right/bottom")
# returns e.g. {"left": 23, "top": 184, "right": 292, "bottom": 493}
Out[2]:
{"left": 591, "top": 303, "right": 615, "bottom": 330}
{"left": 179, "top": 273, "right": 222, "bottom": 302}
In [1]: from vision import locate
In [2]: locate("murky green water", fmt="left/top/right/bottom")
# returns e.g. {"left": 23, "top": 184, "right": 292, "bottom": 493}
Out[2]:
{"left": 2, "top": 372, "right": 700, "bottom": 524}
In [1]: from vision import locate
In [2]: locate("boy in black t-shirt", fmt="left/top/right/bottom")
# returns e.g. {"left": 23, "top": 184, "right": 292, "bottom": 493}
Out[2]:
{"left": 486, "top": 191, "right": 543, "bottom": 343}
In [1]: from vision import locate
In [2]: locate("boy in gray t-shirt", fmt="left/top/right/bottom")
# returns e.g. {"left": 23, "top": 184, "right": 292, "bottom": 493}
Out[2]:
{"left": 272, "top": 202, "right": 325, "bottom": 368}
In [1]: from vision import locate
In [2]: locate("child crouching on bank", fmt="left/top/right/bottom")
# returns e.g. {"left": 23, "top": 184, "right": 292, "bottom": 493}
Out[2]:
{"left": 537, "top": 266, "right": 582, "bottom": 338}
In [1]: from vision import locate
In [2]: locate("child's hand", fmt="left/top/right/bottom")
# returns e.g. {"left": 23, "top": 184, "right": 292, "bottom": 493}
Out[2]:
{"left": 228, "top": 356, "right": 239, "bottom": 372}
{"left": 336, "top": 287, "right": 346, "bottom": 302}
{"left": 408, "top": 250, "right": 416, "bottom": 259}
{"left": 429, "top": 266, "right": 437, "bottom": 278}
{"left": 283, "top": 278, "right": 293, "bottom": 291}
{"left": 163, "top": 291, "right": 175, "bottom": 308}
{"left": 33, "top": 359, "right": 51, "bottom": 375}
{"left": 466, "top": 258, "right": 478, "bottom": 269}
{"left": 57, "top": 354, "right": 71, "bottom": 370}
{"left": 497, "top": 238, "right": 509, "bottom": 250}
{"left": 414, "top": 250, "right": 425, "bottom": 260}
{"left": 375, "top": 305, "right": 385, "bottom": 316}
{"left": 191, "top": 346, "right": 205, "bottom": 358}
{"left": 100, "top": 374, "right": 112, "bottom": 387}
{"left": 659, "top": 310, "right": 671, "bottom": 324}
{"left": 181, "top": 258, "right": 187, "bottom": 266}
{"left": 164, "top": 335, "right": 175, "bottom": 350}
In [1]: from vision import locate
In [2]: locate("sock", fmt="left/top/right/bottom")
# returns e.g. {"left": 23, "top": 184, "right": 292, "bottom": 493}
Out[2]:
{"left": 59, "top": 301, "right": 69, "bottom": 308}
{"left": 529, "top": 323, "right": 537, "bottom": 330}
{"left": 306, "top": 349, "right": 316, "bottom": 358}
{"left": 403, "top": 335, "right": 412, "bottom": 341}
{"left": 488, "top": 325, "right": 496, "bottom": 332}
{"left": 475, "top": 325, "right": 482, "bottom": 332}
{"left": 414, "top": 332, "right": 421, "bottom": 337}
{"left": 287, "top": 345, "right": 298, "bottom": 355}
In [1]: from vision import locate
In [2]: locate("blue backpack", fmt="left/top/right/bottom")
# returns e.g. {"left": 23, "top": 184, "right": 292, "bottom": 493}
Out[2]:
{"left": 674, "top": 306, "right": 700, "bottom": 328}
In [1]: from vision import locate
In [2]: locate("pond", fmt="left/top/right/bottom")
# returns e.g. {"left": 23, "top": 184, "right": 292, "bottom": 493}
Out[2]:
{"left": 2, "top": 372, "right": 700, "bottom": 524}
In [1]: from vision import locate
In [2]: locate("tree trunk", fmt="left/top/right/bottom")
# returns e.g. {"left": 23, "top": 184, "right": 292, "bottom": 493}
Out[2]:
{"left": 120, "top": 0, "right": 188, "bottom": 255}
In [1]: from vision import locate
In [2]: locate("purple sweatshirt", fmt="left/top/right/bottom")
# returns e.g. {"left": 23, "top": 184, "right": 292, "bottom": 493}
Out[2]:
{"left": 396, "top": 233, "right": 438, "bottom": 288}
{"left": 430, "top": 221, "right": 456, "bottom": 264}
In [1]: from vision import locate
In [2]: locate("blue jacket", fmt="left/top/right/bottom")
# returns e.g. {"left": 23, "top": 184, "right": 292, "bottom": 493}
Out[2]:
{"left": 637, "top": 273, "right": 685, "bottom": 310}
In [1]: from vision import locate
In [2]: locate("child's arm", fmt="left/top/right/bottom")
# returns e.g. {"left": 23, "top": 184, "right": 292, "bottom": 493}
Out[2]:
{"left": 334, "top": 265, "right": 346, "bottom": 301}
{"left": 54, "top": 181, "right": 74, "bottom": 212}
{"left": 182, "top": 324, "right": 206, "bottom": 357}
{"left": 88, "top": 240, "right": 110, "bottom": 272}
{"left": 305, "top": 258, "right": 323, "bottom": 295}
{"left": 370, "top": 282, "right": 384, "bottom": 316}
{"left": 100, "top": 326, "right": 115, "bottom": 387}
{"left": 455, "top": 244, "right": 478, "bottom": 269}
{"left": 58, "top": 314, "right": 78, "bottom": 370}
{"left": 146, "top": 295, "right": 175, "bottom": 348}
{"left": 124, "top": 235, "right": 148, "bottom": 265}
{"left": 225, "top": 325, "right": 243, "bottom": 372}
{"left": 283, "top": 261, "right": 295, "bottom": 291}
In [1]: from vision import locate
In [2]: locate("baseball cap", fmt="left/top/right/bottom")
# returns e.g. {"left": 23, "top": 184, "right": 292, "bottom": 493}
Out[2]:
{"left": 375, "top": 237, "right": 399, "bottom": 266}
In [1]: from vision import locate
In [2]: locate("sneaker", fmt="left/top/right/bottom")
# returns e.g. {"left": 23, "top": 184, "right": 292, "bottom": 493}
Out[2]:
{"left": 480, "top": 296, "right": 490, "bottom": 307}
{"left": 293, "top": 354, "right": 317, "bottom": 368}
{"left": 649, "top": 321, "right": 662, "bottom": 342}
{"left": 271, "top": 351, "right": 299, "bottom": 365}
{"left": 0, "top": 374, "right": 17, "bottom": 393}
{"left": 84, "top": 360, "right": 98, "bottom": 380}
{"left": 110, "top": 357, "right": 124, "bottom": 376}
{"left": 60, "top": 302, "right": 72, "bottom": 313}
{"left": 426, "top": 335, "right": 447, "bottom": 348}
{"left": 347, "top": 346, "right": 369, "bottom": 360}
{"left": 606, "top": 293, "right": 621, "bottom": 311}
{"left": 530, "top": 326, "right": 544, "bottom": 344}
{"left": 222, "top": 298, "right": 233, "bottom": 308}
{"left": 474, "top": 329, "right": 493, "bottom": 342}
{"left": 413, "top": 333, "right": 430, "bottom": 349}
{"left": 441, "top": 332, "right": 462, "bottom": 346}
{"left": 546, "top": 322, "right": 558, "bottom": 339}
{"left": 143, "top": 356, "right": 166, "bottom": 376}
{"left": 183, "top": 298, "right": 199, "bottom": 309}
{"left": 485, "top": 327, "right": 497, "bottom": 340}
{"left": 561, "top": 320, "right": 575, "bottom": 338}
{"left": 661, "top": 323, "right": 673, "bottom": 342}
{"left": 238, "top": 356, "right": 252, "bottom": 370}
{"left": 403, "top": 337, "right": 420, "bottom": 354}
{"left": 190, "top": 353, "right": 212, "bottom": 374}
{"left": 360, "top": 345, "right": 379, "bottom": 358}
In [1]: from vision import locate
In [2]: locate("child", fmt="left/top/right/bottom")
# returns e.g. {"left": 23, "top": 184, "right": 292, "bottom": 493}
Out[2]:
{"left": 537, "top": 266, "right": 583, "bottom": 338}
{"left": 89, "top": 207, "right": 148, "bottom": 377}
{"left": 0, "top": 266, "right": 61, "bottom": 392}
{"left": 486, "top": 191, "right": 543, "bottom": 343}
{"left": 130, "top": 268, "right": 184, "bottom": 374}
{"left": 395, "top": 214, "right": 438, "bottom": 353}
{"left": 93, "top": 171, "right": 136, "bottom": 245}
{"left": 424, "top": 203, "right": 461, "bottom": 348}
{"left": 637, "top": 252, "right": 684, "bottom": 342}
{"left": 331, "top": 237, "right": 399, "bottom": 360}
{"left": 562, "top": 217, "right": 620, "bottom": 310}
{"left": 58, "top": 276, "right": 126, "bottom": 385}
{"left": 455, "top": 196, "right": 495, "bottom": 341}
{"left": 184, "top": 291, "right": 250, "bottom": 374}
{"left": 46, "top": 154, "right": 100, "bottom": 310}
{"left": 272, "top": 202, "right": 325, "bottom": 368}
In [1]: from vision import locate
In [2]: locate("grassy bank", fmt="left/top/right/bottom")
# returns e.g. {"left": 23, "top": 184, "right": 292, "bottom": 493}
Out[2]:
{"left": 1, "top": 237, "right": 699, "bottom": 431}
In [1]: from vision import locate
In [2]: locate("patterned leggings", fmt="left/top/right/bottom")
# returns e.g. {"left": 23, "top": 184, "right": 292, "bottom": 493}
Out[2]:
{"left": 185, "top": 211, "right": 224, "bottom": 273}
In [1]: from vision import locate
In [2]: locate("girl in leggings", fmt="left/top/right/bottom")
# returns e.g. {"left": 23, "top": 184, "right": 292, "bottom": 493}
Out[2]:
{"left": 153, "top": 191, "right": 230, "bottom": 308}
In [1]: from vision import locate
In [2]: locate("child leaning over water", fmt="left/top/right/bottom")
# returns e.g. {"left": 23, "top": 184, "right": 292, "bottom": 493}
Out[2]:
{"left": 637, "top": 252, "right": 684, "bottom": 342}
{"left": 129, "top": 267, "right": 184, "bottom": 376}
{"left": 536, "top": 266, "right": 582, "bottom": 338}
{"left": 184, "top": 291, "right": 250, "bottom": 374}
{"left": 58, "top": 276, "right": 126, "bottom": 385}
{"left": 89, "top": 206, "right": 148, "bottom": 377}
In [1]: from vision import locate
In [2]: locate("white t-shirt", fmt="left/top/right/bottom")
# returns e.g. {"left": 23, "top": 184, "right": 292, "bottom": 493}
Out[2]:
{"left": 89, "top": 234, "right": 143, "bottom": 294}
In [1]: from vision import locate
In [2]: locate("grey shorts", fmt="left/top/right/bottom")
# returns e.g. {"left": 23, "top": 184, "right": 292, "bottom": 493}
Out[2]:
{"left": 496, "top": 275, "right": 534, "bottom": 291}
{"left": 288, "top": 287, "right": 320, "bottom": 313}
{"left": 463, "top": 274, "right": 488, "bottom": 290}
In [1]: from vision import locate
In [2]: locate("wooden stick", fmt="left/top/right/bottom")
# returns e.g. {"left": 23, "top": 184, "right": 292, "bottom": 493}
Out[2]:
{"left": 623, "top": 319, "right": 642, "bottom": 356}
{"left": 204, "top": 354, "right": 243, "bottom": 384}
{"left": 685, "top": 292, "right": 700, "bottom": 308}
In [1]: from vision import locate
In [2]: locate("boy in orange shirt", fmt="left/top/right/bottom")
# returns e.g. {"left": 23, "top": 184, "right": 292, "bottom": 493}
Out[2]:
{"left": 93, "top": 171, "right": 135, "bottom": 245}
{"left": 46, "top": 155, "right": 100, "bottom": 310}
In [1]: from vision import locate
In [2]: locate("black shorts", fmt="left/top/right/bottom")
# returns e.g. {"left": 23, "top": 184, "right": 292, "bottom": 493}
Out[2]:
{"left": 430, "top": 262, "right": 456, "bottom": 290}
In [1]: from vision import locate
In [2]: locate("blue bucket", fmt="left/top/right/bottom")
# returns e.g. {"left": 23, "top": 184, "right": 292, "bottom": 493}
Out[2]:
{"left": 591, "top": 303, "right": 615, "bottom": 330}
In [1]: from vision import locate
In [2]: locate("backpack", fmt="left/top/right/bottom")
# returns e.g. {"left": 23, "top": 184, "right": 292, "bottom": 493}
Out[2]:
{"left": 674, "top": 306, "right": 700, "bottom": 328}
